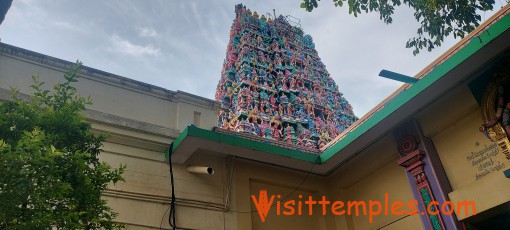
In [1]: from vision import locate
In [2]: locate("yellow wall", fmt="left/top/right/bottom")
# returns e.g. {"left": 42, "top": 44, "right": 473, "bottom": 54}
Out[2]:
{"left": 432, "top": 110, "right": 509, "bottom": 190}
{"left": 231, "top": 159, "right": 334, "bottom": 230}
{"left": 418, "top": 84, "right": 510, "bottom": 220}
{"left": 328, "top": 135, "right": 423, "bottom": 230}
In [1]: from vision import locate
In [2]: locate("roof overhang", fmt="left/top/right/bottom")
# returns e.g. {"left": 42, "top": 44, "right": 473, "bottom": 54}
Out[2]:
{"left": 170, "top": 6, "right": 510, "bottom": 175}
{"left": 170, "top": 126, "right": 320, "bottom": 172}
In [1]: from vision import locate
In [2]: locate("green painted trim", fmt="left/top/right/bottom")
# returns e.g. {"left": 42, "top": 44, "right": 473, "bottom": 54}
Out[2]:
{"left": 170, "top": 126, "right": 189, "bottom": 154}
{"left": 321, "top": 13, "right": 510, "bottom": 162}
{"left": 172, "top": 125, "right": 320, "bottom": 163}
{"left": 170, "top": 13, "right": 510, "bottom": 164}
{"left": 217, "top": 132, "right": 319, "bottom": 162}
{"left": 420, "top": 187, "right": 443, "bottom": 230}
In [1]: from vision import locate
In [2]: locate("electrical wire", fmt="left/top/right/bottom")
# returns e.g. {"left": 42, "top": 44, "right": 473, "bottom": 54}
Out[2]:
{"left": 163, "top": 143, "right": 321, "bottom": 229}
{"left": 167, "top": 144, "right": 195, "bottom": 230}
{"left": 160, "top": 143, "right": 194, "bottom": 230}
{"left": 168, "top": 147, "right": 176, "bottom": 230}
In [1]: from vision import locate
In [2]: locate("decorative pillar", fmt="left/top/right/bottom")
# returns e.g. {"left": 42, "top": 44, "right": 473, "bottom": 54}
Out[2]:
{"left": 395, "top": 120, "right": 460, "bottom": 230}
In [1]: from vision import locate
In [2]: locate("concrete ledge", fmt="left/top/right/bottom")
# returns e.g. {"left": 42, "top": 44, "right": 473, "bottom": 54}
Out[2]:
{"left": 449, "top": 171, "right": 510, "bottom": 220}
{"left": 0, "top": 42, "right": 220, "bottom": 111}
{"left": 0, "top": 87, "right": 179, "bottom": 141}
{"left": 84, "top": 109, "right": 180, "bottom": 138}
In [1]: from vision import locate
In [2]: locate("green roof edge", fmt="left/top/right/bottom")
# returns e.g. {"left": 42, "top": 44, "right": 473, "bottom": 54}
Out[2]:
{"left": 172, "top": 125, "right": 320, "bottom": 163}
{"left": 321, "top": 12, "right": 510, "bottom": 162}
{"left": 170, "top": 12, "right": 509, "bottom": 164}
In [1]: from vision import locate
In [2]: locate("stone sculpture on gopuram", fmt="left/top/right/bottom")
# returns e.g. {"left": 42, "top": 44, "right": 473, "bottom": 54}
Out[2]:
{"left": 215, "top": 4, "right": 358, "bottom": 149}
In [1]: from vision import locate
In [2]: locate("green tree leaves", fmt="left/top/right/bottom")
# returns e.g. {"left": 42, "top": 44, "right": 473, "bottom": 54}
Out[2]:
{"left": 0, "top": 61, "right": 125, "bottom": 229}
{"left": 300, "top": 0, "right": 498, "bottom": 55}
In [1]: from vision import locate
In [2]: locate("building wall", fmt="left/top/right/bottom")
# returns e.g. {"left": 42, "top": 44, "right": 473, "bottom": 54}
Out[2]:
{"left": 417, "top": 80, "right": 510, "bottom": 221}
{"left": 231, "top": 158, "right": 332, "bottom": 230}
{"left": 0, "top": 44, "right": 425, "bottom": 229}
{"left": 328, "top": 135, "right": 423, "bottom": 230}
{"left": 0, "top": 44, "right": 344, "bottom": 230}
{"left": 0, "top": 45, "right": 225, "bottom": 229}
{"left": 0, "top": 42, "right": 461, "bottom": 230}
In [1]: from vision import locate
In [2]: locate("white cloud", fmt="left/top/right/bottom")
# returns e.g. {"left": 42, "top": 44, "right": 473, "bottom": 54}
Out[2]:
{"left": 53, "top": 21, "right": 86, "bottom": 33}
{"left": 138, "top": 27, "right": 158, "bottom": 38}
{"left": 110, "top": 35, "right": 160, "bottom": 56}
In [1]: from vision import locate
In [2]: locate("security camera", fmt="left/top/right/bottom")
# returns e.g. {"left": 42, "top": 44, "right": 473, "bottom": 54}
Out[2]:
{"left": 186, "top": 166, "right": 214, "bottom": 175}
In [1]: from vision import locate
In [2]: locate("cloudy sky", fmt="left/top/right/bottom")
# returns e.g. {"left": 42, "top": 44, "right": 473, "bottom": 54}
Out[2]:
{"left": 0, "top": 0, "right": 505, "bottom": 116}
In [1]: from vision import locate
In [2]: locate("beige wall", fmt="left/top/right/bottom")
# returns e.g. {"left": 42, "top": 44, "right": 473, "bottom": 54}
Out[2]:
{"left": 417, "top": 83, "right": 510, "bottom": 220}
{"left": 0, "top": 55, "right": 178, "bottom": 129}
{"left": 102, "top": 146, "right": 230, "bottom": 229}
{"left": 0, "top": 46, "right": 225, "bottom": 229}
{"left": 231, "top": 158, "right": 333, "bottom": 230}
{"left": 1, "top": 46, "right": 341, "bottom": 230}
{"left": 1, "top": 44, "right": 421, "bottom": 229}
{"left": 328, "top": 135, "right": 423, "bottom": 230}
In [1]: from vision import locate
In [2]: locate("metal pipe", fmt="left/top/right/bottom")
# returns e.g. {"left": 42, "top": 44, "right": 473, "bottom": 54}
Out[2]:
{"left": 379, "top": 69, "right": 419, "bottom": 84}
{"left": 186, "top": 166, "right": 214, "bottom": 175}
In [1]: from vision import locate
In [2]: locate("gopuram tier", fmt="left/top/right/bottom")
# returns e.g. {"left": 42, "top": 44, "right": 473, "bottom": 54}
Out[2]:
{"left": 215, "top": 4, "right": 358, "bottom": 149}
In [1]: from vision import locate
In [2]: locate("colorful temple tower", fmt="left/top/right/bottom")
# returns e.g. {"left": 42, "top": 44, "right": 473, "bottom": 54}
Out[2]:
{"left": 215, "top": 4, "right": 357, "bottom": 149}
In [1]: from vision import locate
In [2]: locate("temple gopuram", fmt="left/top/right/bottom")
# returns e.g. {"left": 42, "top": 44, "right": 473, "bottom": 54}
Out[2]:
{"left": 215, "top": 4, "right": 358, "bottom": 149}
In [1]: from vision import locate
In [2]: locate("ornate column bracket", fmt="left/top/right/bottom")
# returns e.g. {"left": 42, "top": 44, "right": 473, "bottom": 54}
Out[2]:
{"left": 395, "top": 120, "right": 459, "bottom": 230}
{"left": 397, "top": 150, "right": 446, "bottom": 230}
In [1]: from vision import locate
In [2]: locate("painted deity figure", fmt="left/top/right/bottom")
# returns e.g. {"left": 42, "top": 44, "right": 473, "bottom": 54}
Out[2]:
{"left": 271, "top": 123, "right": 282, "bottom": 141}
{"left": 262, "top": 81, "right": 269, "bottom": 90}
{"left": 252, "top": 122, "right": 261, "bottom": 136}
{"left": 229, "top": 114, "right": 238, "bottom": 131}
{"left": 248, "top": 106, "right": 260, "bottom": 122}
{"left": 228, "top": 50, "right": 237, "bottom": 65}
{"left": 270, "top": 95, "right": 278, "bottom": 111}
{"left": 278, "top": 104, "right": 285, "bottom": 115}
{"left": 275, "top": 54, "right": 283, "bottom": 68}
{"left": 267, "top": 72, "right": 275, "bottom": 82}
{"left": 259, "top": 16, "right": 268, "bottom": 35}
{"left": 280, "top": 93, "right": 289, "bottom": 104}
{"left": 238, "top": 117, "right": 252, "bottom": 133}
{"left": 264, "top": 123, "right": 272, "bottom": 138}
{"left": 305, "top": 139, "right": 315, "bottom": 148}
{"left": 238, "top": 93, "right": 246, "bottom": 109}
{"left": 221, "top": 117, "right": 229, "bottom": 129}
{"left": 271, "top": 40, "right": 279, "bottom": 53}
{"left": 258, "top": 51, "right": 266, "bottom": 64}
{"left": 259, "top": 90, "right": 268, "bottom": 102}
{"left": 286, "top": 104, "right": 293, "bottom": 116}
{"left": 264, "top": 101, "right": 272, "bottom": 115}
{"left": 289, "top": 92, "right": 297, "bottom": 104}
{"left": 257, "top": 36, "right": 263, "bottom": 48}
{"left": 284, "top": 123, "right": 296, "bottom": 144}
{"left": 305, "top": 102, "right": 314, "bottom": 115}
{"left": 252, "top": 88, "right": 259, "bottom": 102}
{"left": 291, "top": 52, "right": 298, "bottom": 66}
{"left": 296, "top": 135, "right": 304, "bottom": 146}
{"left": 290, "top": 77, "right": 297, "bottom": 91}
{"left": 281, "top": 80, "right": 289, "bottom": 91}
